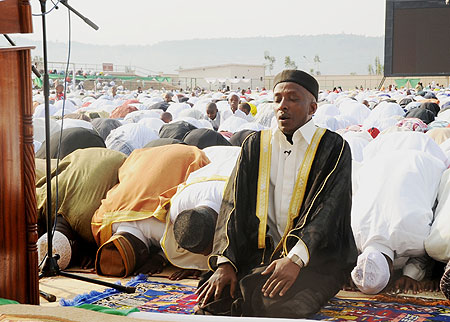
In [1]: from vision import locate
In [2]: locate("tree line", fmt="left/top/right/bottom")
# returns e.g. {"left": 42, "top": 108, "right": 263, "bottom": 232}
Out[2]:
{"left": 264, "top": 51, "right": 383, "bottom": 76}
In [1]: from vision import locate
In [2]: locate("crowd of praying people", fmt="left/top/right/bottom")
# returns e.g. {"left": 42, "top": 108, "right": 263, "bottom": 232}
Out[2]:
{"left": 33, "top": 70, "right": 450, "bottom": 318}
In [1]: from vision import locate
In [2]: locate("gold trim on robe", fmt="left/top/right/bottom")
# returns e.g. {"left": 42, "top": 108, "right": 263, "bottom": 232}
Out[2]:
{"left": 253, "top": 127, "right": 326, "bottom": 258}
{"left": 255, "top": 129, "right": 272, "bottom": 249}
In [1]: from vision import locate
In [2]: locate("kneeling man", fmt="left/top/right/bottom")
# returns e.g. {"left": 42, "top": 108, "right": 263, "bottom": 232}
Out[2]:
{"left": 196, "top": 70, "right": 357, "bottom": 318}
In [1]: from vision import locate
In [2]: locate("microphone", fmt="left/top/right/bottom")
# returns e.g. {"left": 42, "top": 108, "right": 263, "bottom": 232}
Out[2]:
{"left": 284, "top": 150, "right": 291, "bottom": 156}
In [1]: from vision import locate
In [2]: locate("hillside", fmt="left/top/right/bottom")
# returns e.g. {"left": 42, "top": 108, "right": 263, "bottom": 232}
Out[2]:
{"left": 13, "top": 34, "right": 384, "bottom": 75}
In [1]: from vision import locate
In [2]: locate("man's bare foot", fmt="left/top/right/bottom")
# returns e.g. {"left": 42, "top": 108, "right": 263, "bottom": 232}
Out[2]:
{"left": 392, "top": 275, "right": 422, "bottom": 294}
{"left": 420, "top": 278, "right": 440, "bottom": 292}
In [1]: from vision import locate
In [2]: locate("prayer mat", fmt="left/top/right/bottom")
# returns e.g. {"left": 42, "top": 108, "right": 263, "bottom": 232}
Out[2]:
{"left": 62, "top": 275, "right": 450, "bottom": 320}
{"left": 60, "top": 274, "right": 198, "bottom": 314}
{"left": 311, "top": 297, "right": 450, "bottom": 321}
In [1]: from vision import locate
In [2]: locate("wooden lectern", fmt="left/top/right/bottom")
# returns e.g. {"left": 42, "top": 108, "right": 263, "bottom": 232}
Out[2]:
{"left": 0, "top": 0, "right": 39, "bottom": 304}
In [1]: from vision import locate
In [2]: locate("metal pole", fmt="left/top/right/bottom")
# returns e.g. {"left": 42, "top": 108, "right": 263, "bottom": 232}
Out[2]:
{"left": 39, "top": 0, "right": 59, "bottom": 277}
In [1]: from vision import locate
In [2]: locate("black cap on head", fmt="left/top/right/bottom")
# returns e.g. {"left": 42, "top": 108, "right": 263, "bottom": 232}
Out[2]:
{"left": 173, "top": 206, "right": 218, "bottom": 254}
{"left": 273, "top": 69, "right": 319, "bottom": 101}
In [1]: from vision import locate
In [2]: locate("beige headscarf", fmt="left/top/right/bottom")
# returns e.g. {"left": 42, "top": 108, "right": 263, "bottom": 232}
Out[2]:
{"left": 427, "top": 128, "right": 450, "bottom": 145}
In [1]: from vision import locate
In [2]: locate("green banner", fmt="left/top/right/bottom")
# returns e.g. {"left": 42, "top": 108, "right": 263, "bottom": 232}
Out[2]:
{"left": 395, "top": 79, "right": 409, "bottom": 88}
{"left": 47, "top": 74, "right": 171, "bottom": 83}
{"left": 408, "top": 79, "right": 420, "bottom": 88}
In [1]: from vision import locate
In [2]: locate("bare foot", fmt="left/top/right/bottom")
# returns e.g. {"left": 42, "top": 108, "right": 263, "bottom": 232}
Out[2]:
{"left": 393, "top": 276, "right": 422, "bottom": 294}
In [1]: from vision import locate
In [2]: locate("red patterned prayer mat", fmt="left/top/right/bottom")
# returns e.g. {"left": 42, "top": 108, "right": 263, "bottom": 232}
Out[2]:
{"left": 311, "top": 297, "right": 450, "bottom": 321}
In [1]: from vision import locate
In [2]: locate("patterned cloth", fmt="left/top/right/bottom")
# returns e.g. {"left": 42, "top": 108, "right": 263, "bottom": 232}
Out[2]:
{"left": 62, "top": 278, "right": 450, "bottom": 320}
{"left": 312, "top": 297, "right": 450, "bottom": 321}
{"left": 442, "top": 261, "right": 450, "bottom": 300}
{"left": 396, "top": 117, "right": 429, "bottom": 132}
{"left": 60, "top": 275, "right": 198, "bottom": 314}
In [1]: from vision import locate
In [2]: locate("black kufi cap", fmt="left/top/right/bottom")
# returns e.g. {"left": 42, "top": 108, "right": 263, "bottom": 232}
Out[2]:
{"left": 173, "top": 206, "right": 218, "bottom": 254}
{"left": 273, "top": 69, "right": 319, "bottom": 101}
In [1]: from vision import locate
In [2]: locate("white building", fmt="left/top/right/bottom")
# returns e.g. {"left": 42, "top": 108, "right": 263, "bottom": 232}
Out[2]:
{"left": 176, "top": 63, "right": 265, "bottom": 90}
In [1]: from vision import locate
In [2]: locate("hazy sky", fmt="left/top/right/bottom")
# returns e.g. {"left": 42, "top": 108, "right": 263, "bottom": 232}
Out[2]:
{"left": 14, "top": 0, "right": 386, "bottom": 45}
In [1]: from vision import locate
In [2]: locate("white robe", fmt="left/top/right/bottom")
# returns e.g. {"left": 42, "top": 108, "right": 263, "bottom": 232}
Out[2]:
{"left": 351, "top": 150, "right": 445, "bottom": 273}
{"left": 362, "top": 131, "right": 449, "bottom": 167}
{"left": 425, "top": 168, "right": 450, "bottom": 263}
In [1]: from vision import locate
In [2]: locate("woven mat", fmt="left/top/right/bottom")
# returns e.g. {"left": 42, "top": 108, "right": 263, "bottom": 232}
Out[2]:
{"left": 311, "top": 296, "right": 450, "bottom": 321}
{"left": 61, "top": 275, "right": 450, "bottom": 320}
{"left": 61, "top": 274, "right": 198, "bottom": 314}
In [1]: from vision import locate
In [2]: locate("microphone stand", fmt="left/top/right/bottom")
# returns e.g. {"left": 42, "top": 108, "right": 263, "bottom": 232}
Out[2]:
{"left": 38, "top": 0, "right": 135, "bottom": 302}
{"left": 58, "top": 0, "right": 99, "bottom": 31}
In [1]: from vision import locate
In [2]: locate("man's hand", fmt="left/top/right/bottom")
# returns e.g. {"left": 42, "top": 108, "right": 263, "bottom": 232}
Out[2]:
{"left": 135, "top": 253, "right": 166, "bottom": 275}
{"left": 195, "top": 263, "right": 237, "bottom": 306}
{"left": 394, "top": 275, "right": 422, "bottom": 294}
{"left": 261, "top": 257, "right": 301, "bottom": 298}
{"left": 169, "top": 269, "right": 201, "bottom": 281}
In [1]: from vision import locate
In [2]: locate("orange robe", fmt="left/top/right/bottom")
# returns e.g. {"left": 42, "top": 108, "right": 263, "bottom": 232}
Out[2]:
{"left": 91, "top": 144, "right": 210, "bottom": 246}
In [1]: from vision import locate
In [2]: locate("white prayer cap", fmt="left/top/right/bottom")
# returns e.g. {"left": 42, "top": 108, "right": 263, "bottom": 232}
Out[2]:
{"left": 351, "top": 247, "right": 390, "bottom": 295}
{"left": 37, "top": 231, "right": 72, "bottom": 270}
{"left": 228, "top": 93, "right": 240, "bottom": 100}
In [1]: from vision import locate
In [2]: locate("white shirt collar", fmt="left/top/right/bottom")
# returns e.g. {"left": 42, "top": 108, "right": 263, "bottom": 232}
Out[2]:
{"left": 273, "top": 118, "right": 317, "bottom": 145}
